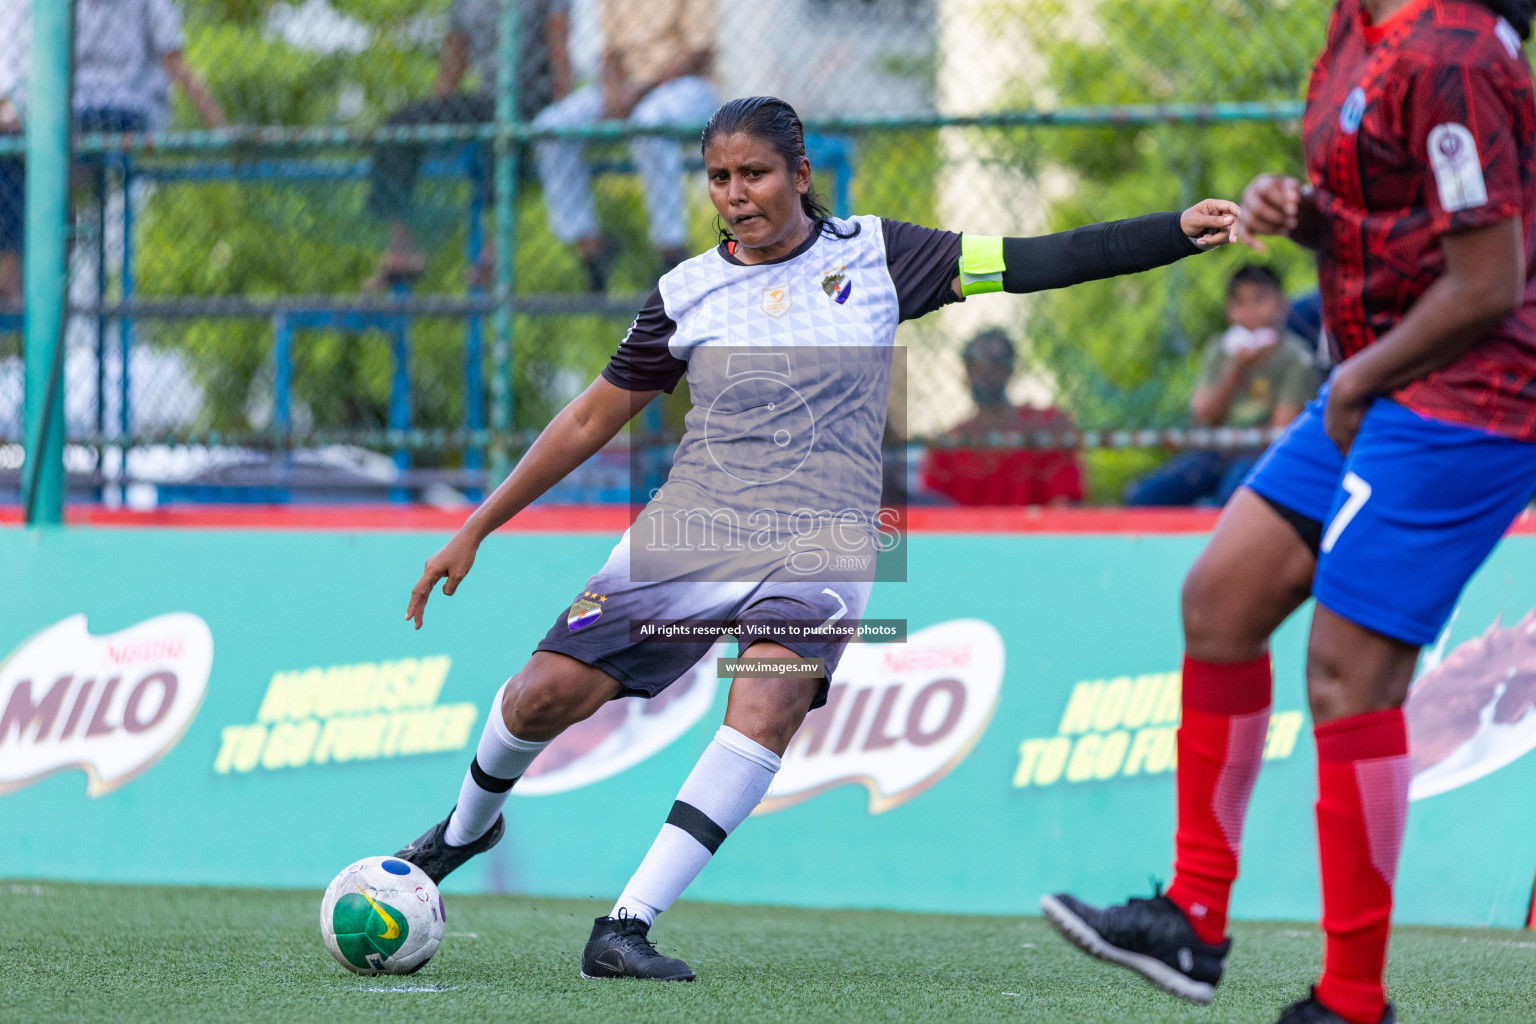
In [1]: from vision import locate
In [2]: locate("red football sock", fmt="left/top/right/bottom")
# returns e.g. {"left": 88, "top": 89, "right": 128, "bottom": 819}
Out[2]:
{"left": 1166, "top": 654, "right": 1272, "bottom": 946}
{"left": 1314, "top": 709, "right": 1410, "bottom": 1024}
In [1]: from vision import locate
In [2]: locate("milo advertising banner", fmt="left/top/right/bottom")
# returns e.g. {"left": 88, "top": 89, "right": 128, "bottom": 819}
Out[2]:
{"left": 2, "top": 524, "right": 1536, "bottom": 929}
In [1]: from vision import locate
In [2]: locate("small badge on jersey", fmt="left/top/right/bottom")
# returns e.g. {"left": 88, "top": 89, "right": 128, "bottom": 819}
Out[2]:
{"left": 1339, "top": 87, "right": 1367, "bottom": 135}
{"left": 821, "top": 266, "right": 852, "bottom": 305}
{"left": 1428, "top": 123, "right": 1489, "bottom": 212}
{"left": 568, "top": 591, "right": 605, "bottom": 631}
{"left": 762, "top": 285, "right": 792, "bottom": 318}
{"left": 1497, "top": 17, "right": 1522, "bottom": 60}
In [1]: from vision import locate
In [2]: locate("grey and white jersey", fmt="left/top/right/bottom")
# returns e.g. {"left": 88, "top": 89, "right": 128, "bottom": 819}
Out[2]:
{"left": 604, "top": 215, "right": 961, "bottom": 582}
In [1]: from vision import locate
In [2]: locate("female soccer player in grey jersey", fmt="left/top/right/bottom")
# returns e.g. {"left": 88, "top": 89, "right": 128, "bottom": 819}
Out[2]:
{"left": 395, "top": 96, "right": 1239, "bottom": 980}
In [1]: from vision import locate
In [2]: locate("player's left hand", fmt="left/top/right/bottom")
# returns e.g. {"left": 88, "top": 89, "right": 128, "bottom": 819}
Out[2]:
{"left": 1324, "top": 364, "right": 1373, "bottom": 455}
{"left": 406, "top": 530, "right": 480, "bottom": 630}
{"left": 1181, "top": 199, "right": 1242, "bottom": 248}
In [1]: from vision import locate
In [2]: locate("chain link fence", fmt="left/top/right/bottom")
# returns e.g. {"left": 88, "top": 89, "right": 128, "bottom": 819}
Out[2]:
{"left": 0, "top": 0, "right": 1343, "bottom": 505}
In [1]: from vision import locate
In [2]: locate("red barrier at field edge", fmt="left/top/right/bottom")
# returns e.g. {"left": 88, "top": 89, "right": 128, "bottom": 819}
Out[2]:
{"left": 4, "top": 504, "right": 1536, "bottom": 534}
{"left": 0, "top": 504, "right": 1243, "bottom": 532}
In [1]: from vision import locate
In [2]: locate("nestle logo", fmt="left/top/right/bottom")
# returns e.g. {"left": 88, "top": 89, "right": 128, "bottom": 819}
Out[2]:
{"left": 0, "top": 614, "right": 213, "bottom": 797}
{"left": 106, "top": 637, "right": 186, "bottom": 666}
{"left": 880, "top": 645, "right": 972, "bottom": 674}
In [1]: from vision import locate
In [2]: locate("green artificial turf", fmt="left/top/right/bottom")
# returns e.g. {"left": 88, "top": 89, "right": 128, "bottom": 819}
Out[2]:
{"left": 3, "top": 881, "right": 1533, "bottom": 1023}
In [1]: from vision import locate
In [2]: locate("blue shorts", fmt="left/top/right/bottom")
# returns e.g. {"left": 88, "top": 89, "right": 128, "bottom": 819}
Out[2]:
{"left": 1244, "top": 388, "right": 1536, "bottom": 645}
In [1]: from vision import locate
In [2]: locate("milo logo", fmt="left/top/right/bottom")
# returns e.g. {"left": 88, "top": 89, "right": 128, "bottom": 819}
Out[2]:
{"left": 0, "top": 613, "right": 213, "bottom": 797}
{"left": 760, "top": 619, "right": 1004, "bottom": 814}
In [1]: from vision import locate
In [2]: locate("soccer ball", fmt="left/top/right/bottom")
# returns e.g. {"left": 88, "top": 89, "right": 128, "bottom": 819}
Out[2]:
{"left": 320, "top": 856, "right": 446, "bottom": 975}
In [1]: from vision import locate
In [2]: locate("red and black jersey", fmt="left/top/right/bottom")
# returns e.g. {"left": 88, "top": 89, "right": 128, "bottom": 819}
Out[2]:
{"left": 1304, "top": 0, "right": 1536, "bottom": 438}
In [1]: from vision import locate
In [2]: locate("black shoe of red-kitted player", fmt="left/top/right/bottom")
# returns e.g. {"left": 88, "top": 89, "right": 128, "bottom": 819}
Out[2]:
{"left": 1040, "top": 888, "right": 1230, "bottom": 1005}
{"left": 1273, "top": 989, "right": 1397, "bottom": 1023}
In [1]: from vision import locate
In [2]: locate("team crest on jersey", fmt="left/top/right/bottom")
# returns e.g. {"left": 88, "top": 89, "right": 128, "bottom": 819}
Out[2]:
{"left": 1429, "top": 123, "right": 1488, "bottom": 212}
{"left": 821, "top": 266, "right": 852, "bottom": 305}
{"left": 1339, "top": 87, "right": 1367, "bottom": 135}
{"left": 762, "top": 285, "right": 791, "bottom": 318}
{"left": 568, "top": 592, "right": 605, "bottom": 631}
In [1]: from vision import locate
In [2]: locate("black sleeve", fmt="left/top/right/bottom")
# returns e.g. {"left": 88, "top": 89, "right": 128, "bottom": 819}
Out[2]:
{"left": 882, "top": 219, "right": 964, "bottom": 322}
{"left": 1001, "top": 211, "right": 1202, "bottom": 294}
{"left": 600, "top": 288, "right": 689, "bottom": 394}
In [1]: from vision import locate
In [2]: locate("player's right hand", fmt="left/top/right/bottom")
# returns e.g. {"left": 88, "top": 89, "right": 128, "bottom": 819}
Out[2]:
{"left": 406, "top": 531, "right": 479, "bottom": 629}
{"left": 1238, "top": 174, "right": 1304, "bottom": 251}
{"left": 1180, "top": 198, "right": 1242, "bottom": 247}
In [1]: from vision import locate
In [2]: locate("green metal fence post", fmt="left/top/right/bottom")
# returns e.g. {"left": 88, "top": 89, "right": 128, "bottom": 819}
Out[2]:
{"left": 22, "top": 0, "right": 74, "bottom": 526}
{"left": 489, "top": 0, "right": 520, "bottom": 481}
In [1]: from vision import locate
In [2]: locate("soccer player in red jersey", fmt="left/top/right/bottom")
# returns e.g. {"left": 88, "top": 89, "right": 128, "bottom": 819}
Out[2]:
{"left": 1043, "top": 2, "right": 1536, "bottom": 1023}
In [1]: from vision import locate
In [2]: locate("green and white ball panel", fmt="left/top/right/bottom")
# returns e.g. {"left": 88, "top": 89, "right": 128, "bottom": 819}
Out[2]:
{"left": 320, "top": 856, "right": 445, "bottom": 975}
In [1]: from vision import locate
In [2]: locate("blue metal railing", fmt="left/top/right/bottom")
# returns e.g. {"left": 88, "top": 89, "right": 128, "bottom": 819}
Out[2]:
{"left": 35, "top": 133, "right": 852, "bottom": 501}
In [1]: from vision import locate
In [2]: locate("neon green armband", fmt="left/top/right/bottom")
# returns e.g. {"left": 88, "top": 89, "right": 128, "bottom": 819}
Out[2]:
{"left": 959, "top": 235, "right": 1005, "bottom": 296}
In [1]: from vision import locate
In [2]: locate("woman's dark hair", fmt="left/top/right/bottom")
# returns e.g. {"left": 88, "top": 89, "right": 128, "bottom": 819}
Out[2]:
{"left": 1477, "top": 0, "right": 1534, "bottom": 39}
{"left": 701, "top": 96, "right": 853, "bottom": 241}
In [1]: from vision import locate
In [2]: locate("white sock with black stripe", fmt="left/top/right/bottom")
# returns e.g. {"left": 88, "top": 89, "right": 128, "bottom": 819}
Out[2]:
{"left": 610, "top": 725, "right": 782, "bottom": 925}
{"left": 444, "top": 682, "right": 551, "bottom": 847}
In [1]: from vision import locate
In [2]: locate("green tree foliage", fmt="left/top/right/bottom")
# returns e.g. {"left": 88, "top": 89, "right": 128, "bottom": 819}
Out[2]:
{"left": 136, "top": 1, "right": 663, "bottom": 455}
{"left": 1000, "top": 0, "right": 1333, "bottom": 432}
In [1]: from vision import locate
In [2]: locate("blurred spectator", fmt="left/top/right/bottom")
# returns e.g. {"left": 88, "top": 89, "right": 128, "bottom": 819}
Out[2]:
{"left": 0, "top": 94, "right": 18, "bottom": 306}
{"left": 366, "top": 0, "right": 572, "bottom": 291}
{"left": 534, "top": 0, "right": 718, "bottom": 291}
{"left": 72, "top": 0, "right": 224, "bottom": 132}
{"left": 0, "top": 0, "right": 225, "bottom": 303}
{"left": 1125, "top": 265, "right": 1318, "bottom": 507}
{"left": 0, "top": 0, "right": 18, "bottom": 303}
{"left": 920, "top": 330, "right": 1085, "bottom": 506}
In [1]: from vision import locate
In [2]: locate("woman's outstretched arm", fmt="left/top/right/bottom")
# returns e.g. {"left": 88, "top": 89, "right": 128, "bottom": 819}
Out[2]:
{"left": 405, "top": 377, "right": 661, "bottom": 628}
{"left": 952, "top": 200, "right": 1240, "bottom": 299}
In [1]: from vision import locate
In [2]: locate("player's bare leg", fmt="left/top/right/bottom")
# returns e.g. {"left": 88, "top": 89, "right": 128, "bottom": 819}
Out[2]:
{"left": 720, "top": 643, "right": 827, "bottom": 756}
{"left": 1182, "top": 488, "right": 1318, "bottom": 663}
{"left": 499, "top": 651, "right": 626, "bottom": 740}
{"left": 1281, "top": 606, "right": 1414, "bottom": 1024}
{"left": 1043, "top": 488, "right": 1317, "bottom": 1003}
{"left": 583, "top": 642, "right": 820, "bottom": 981}
{"left": 1305, "top": 605, "right": 1416, "bottom": 725}
{"left": 396, "top": 652, "right": 622, "bottom": 884}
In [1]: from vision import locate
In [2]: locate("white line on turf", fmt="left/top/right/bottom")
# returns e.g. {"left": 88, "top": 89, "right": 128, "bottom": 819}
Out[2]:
{"left": 444, "top": 932, "right": 479, "bottom": 938}
{"left": 354, "top": 986, "right": 457, "bottom": 993}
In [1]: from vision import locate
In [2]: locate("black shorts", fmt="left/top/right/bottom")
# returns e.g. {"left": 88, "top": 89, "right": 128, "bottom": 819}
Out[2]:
{"left": 534, "top": 534, "right": 870, "bottom": 710}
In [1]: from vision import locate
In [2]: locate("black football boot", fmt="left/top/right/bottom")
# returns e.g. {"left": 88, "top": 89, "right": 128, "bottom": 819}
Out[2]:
{"left": 1273, "top": 989, "right": 1397, "bottom": 1024}
{"left": 580, "top": 912, "right": 696, "bottom": 981}
{"left": 1040, "top": 888, "right": 1230, "bottom": 1004}
{"left": 394, "top": 810, "right": 504, "bottom": 885}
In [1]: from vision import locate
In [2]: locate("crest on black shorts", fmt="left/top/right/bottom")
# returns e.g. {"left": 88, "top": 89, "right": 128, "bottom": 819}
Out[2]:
{"left": 568, "top": 592, "right": 605, "bottom": 631}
